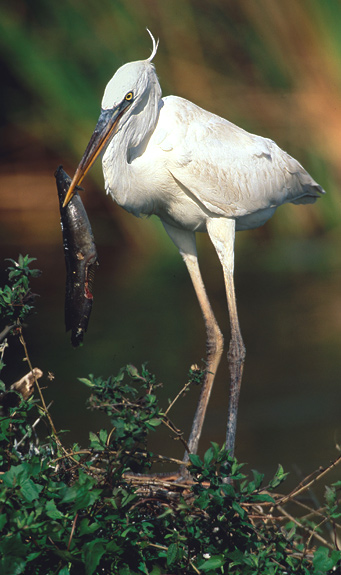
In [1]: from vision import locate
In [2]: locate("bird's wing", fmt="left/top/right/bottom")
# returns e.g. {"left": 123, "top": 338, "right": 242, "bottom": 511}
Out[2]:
{"left": 157, "top": 96, "right": 324, "bottom": 219}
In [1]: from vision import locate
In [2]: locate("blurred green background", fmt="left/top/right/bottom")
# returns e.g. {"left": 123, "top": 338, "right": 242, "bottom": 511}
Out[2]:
{"left": 1, "top": 0, "right": 341, "bottom": 484}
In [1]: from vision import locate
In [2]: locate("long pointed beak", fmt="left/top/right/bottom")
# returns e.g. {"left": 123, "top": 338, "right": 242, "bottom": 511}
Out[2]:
{"left": 63, "top": 101, "right": 131, "bottom": 207}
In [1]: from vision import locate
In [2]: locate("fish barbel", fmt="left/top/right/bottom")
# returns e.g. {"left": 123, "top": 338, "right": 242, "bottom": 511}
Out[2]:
{"left": 55, "top": 165, "right": 99, "bottom": 347}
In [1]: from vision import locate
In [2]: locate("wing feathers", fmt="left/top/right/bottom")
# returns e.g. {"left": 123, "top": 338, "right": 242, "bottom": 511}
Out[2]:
{"left": 160, "top": 97, "right": 325, "bottom": 218}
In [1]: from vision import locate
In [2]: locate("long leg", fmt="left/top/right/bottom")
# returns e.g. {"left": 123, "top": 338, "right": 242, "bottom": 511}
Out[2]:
{"left": 207, "top": 217, "right": 246, "bottom": 457}
{"left": 162, "top": 222, "right": 224, "bottom": 461}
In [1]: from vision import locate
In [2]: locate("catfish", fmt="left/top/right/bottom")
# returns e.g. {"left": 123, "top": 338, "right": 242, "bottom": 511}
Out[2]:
{"left": 55, "top": 165, "right": 98, "bottom": 347}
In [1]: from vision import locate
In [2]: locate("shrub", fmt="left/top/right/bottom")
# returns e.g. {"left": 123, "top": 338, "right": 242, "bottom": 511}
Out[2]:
{"left": 0, "top": 256, "right": 340, "bottom": 574}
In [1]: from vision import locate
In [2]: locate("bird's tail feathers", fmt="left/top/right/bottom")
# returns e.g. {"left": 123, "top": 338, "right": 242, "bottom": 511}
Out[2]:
{"left": 291, "top": 192, "right": 323, "bottom": 205}
{"left": 288, "top": 162, "right": 326, "bottom": 205}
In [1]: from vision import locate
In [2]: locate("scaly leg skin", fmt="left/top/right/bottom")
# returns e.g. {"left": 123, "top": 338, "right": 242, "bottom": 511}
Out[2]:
{"left": 207, "top": 217, "right": 246, "bottom": 459}
{"left": 162, "top": 223, "right": 224, "bottom": 465}
{"left": 225, "top": 311, "right": 245, "bottom": 455}
{"left": 181, "top": 252, "right": 224, "bottom": 461}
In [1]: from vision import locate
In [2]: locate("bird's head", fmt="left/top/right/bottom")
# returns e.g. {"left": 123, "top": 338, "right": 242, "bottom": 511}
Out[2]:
{"left": 63, "top": 30, "right": 160, "bottom": 207}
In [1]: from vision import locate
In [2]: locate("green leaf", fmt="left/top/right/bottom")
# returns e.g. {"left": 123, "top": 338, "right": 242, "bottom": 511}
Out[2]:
{"left": 189, "top": 454, "right": 202, "bottom": 467}
{"left": 78, "top": 377, "right": 95, "bottom": 387}
{"left": 126, "top": 364, "right": 139, "bottom": 378}
{"left": 313, "top": 546, "right": 341, "bottom": 572}
{"left": 0, "top": 514, "right": 7, "bottom": 530}
{"left": 89, "top": 431, "right": 104, "bottom": 451}
{"left": 232, "top": 501, "right": 246, "bottom": 519}
{"left": 269, "top": 464, "right": 289, "bottom": 489}
{"left": 20, "top": 479, "right": 43, "bottom": 502}
{"left": 250, "top": 493, "right": 275, "bottom": 504}
{"left": 200, "top": 555, "right": 225, "bottom": 571}
{"left": 0, "top": 556, "right": 26, "bottom": 575}
{"left": 324, "top": 485, "right": 336, "bottom": 507}
{"left": 0, "top": 532, "right": 27, "bottom": 558}
{"left": 228, "top": 549, "right": 244, "bottom": 566}
{"left": 99, "top": 428, "right": 108, "bottom": 443}
{"left": 3, "top": 464, "right": 28, "bottom": 488}
{"left": 45, "top": 499, "right": 64, "bottom": 520}
{"left": 26, "top": 551, "right": 41, "bottom": 563}
{"left": 145, "top": 418, "right": 162, "bottom": 427}
{"left": 78, "top": 518, "right": 100, "bottom": 536}
{"left": 62, "top": 484, "right": 102, "bottom": 511}
{"left": 251, "top": 469, "right": 264, "bottom": 490}
{"left": 82, "top": 539, "right": 106, "bottom": 575}
{"left": 166, "top": 543, "right": 178, "bottom": 566}
{"left": 204, "top": 447, "right": 214, "bottom": 465}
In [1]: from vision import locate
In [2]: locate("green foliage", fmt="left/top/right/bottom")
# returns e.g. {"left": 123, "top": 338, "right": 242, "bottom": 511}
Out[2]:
{"left": 0, "top": 255, "right": 340, "bottom": 574}
{"left": 1, "top": 398, "right": 340, "bottom": 575}
{"left": 0, "top": 255, "right": 41, "bottom": 324}
{"left": 0, "top": 255, "right": 41, "bottom": 387}
{"left": 80, "top": 365, "right": 163, "bottom": 473}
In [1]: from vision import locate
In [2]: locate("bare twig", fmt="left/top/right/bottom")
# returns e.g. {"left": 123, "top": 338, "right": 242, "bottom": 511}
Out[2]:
{"left": 0, "top": 324, "right": 16, "bottom": 343}
{"left": 276, "top": 455, "right": 341, "bottom": 507}
{"left": 277, "top": 505, "right": 333, "bottom": 549}
{"left": 161, "top": 413, "right": 190, "bottom": 456}
{"left": 164, "top": 379, "right": 193, "bottom": 416}
{"left": 19, "top": 328, "right": 60, "bottom": 441}
{"left": 15, "top": 401, "right": 53, "bottom": 448}
{"left": 67, "top": 513, "right": 79, "bottom": 551}
{"left": 17, "top": 327, "right": 85, "bottom": 470}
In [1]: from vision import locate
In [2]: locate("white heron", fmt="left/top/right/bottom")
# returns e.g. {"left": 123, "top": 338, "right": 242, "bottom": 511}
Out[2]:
{"left": 63, "top": 32, "right": 325, "bottom": 461}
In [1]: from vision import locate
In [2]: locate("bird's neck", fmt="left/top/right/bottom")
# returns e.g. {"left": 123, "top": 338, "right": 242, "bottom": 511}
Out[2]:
{"left": 102, "top": 89, "right": 162, "bottom": 216}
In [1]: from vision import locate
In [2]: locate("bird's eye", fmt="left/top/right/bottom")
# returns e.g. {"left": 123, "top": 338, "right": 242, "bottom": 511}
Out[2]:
{"left": 125, "top": 92, "right": 133, "bottom": 101}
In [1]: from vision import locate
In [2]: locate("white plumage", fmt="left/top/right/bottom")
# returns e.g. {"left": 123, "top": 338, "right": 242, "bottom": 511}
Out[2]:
{"left": 101, "top": 61, "right": 323, "bottom": 230}
{"left": 64, "top": 33, "right": 325, "bottom": 463}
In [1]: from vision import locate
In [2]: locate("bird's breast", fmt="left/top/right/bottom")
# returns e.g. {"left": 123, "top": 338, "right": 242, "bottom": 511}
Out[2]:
{"left": 105, "top": 170, "right": 210, "bottom": 232}
{"left": 154, "top": 193, "right": 210, "bottom": 232}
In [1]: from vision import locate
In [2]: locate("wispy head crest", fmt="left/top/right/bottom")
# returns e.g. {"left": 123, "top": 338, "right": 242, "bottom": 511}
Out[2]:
{"left": 146, "top": 28, "right": 159, "bottom": 62}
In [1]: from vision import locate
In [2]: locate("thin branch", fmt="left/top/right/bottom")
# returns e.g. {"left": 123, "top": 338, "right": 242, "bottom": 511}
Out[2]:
{"left": 19, "top": 328, "right": 60, "bottom": 442}
{"left": 276, "top": 455, "right": 341, "bottom": 507}
{"left": 277, "top": 505, "right": 333, "bottom": 549}
{"left": 67, "top": 513, "right": 79, "bottom": 551}
{"left": 15, "top": 401, "right": 54, "bottom": 448}
{"left": 164, "top": 378, "right": 193, "bottom": 416}
{"left": 0, "top": 324, "right": 16, "bottom": 343}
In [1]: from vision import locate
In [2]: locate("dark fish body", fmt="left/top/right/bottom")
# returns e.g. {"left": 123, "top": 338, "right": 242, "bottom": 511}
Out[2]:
{"left": 55, "top": 165, "right": 98, "bottom": 347}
